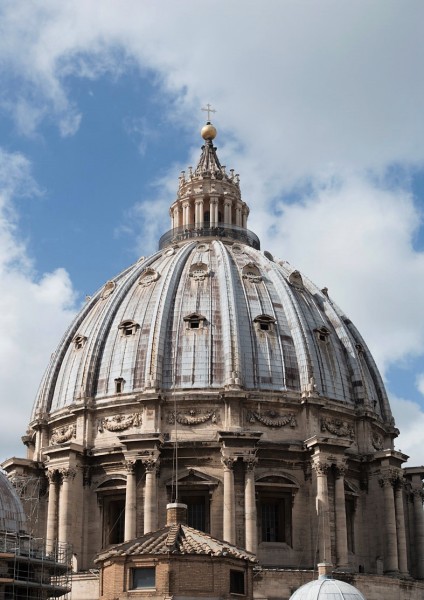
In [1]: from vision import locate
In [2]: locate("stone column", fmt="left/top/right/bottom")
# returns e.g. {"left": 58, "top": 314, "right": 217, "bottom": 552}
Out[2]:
{"left": 58, "top": 468, "right": 76, "bottom": 545}
{"left": 244, "top": 459, "right": 257, "bottom": 554}
{"left": 394, "top": 477, "right": 408, "bottom": 574}
{"left": 235, "top": 205, "right": 242, "bottom": 227}
{"left": 222, "top": 457, "right": 236, "bottom": 544}
{"left": 143, "top": 460, "right": 158, "bottom": 534}
{"left": 334, "top": 463, "right": 349, "bottom": 569}
{"left": 224, "top": 200, "right": 232, "bottom": 224}
{"left": 312, "top": 459, "right": 331, "bottom": 563}
{"left": 242, "top": 207, "right": 248, "bottom": 229}
{"left": 210, "top": 198, "right": 218, "bottom": 226}
{"left": 412, "top": 487, "right": 424, "bottom": 578}
{"left": 380, "top": 472, "right": 399, "bottom": 573}
{"left": 182, "top": 201, "right": 190, "bottom": 227}
{"left": 46, "top": 470, "right": 59, "bottom": 554}
{"left": 124, "top": 460, "right": 137, "bottom": 541}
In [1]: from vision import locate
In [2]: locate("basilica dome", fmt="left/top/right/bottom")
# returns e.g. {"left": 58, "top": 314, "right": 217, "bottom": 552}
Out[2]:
{"left": 31, "top": 129, "right": 391, "bottom": 425}
{"left": 9, "top": 120, "right": 424, "bottom": 599}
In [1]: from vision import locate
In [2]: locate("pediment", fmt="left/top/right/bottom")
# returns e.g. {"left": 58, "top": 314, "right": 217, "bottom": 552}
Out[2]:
{"left": 166, "top": 468, "right": 220, "bottom": 488}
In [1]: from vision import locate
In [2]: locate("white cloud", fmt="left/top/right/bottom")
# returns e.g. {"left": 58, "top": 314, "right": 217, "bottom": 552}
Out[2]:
{"left": 416, "top": 373, "right": 424, "bottom": 396}
{"left": 0, "top": 148, "right": 77, "bottom": 462}
{"left": 391, "top": 395, "right": 424, "bottom": 467}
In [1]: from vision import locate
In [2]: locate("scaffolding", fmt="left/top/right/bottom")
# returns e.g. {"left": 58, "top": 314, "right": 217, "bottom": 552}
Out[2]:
{"left": 0, "top": 531, "right": 72, "bottom": 599}
{"left": 10, "top": 476, "right": 42, "bottom": 537}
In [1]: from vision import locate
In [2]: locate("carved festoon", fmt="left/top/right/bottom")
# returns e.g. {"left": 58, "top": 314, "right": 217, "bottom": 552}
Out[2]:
{"left": 321, "top": 417, "right": 354, "bottom": 439}
{"left": 50, "top": 424, "right": 75, "bottom": 445}
{"left": 99, "top": 413, "right": 142, "bottom": 432}
{"left": 247, "top": 410, "right": 297, "bottom": 428}
{"left": 168, "top": 409, "right": 217, "bottom": 426}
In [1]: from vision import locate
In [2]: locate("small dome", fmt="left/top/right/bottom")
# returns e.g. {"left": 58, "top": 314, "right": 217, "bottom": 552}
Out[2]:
{"left": 0, "top": 471, "right": 27, "bottom": 533}
{"left": 290, "top": 576, "right": 366, "bottom": 600}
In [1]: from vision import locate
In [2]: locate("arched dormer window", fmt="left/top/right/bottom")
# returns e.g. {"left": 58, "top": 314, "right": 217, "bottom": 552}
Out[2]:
{"left": 101, "top": 280, "right": 116, "bottom": 299}
{"left": 253, "top": 314, "right": 276, "bottom": 333}
{"left": 73, "top": 334, "right": 87, "bottom": 350}
{"left": 189, "top": 262, "right": 209, "bottom": 282}
{"left": 242, "top": 263, "right": 262, "bottom": 284}
{"left": 138, "top": 268, "right": 160, "bottom": 288}
{"left": 314, "top": 326, "right": 330, "bottom": 343}
{"left": 183, "top": 312, "right": 206, "bottom": 330}
{"left": 288, "top": 270, "right": 304, "bottom": 289}
{"left": 118, "top": 320, "right": 139, "bottom": 337}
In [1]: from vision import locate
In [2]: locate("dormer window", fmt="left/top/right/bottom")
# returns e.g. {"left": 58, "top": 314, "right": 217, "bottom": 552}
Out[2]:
{"left": 101, "top": 280, "right": 116, "bottom": 299}
{"left": 115, "top": 378, "right": 125, "bottom": 393}
{"left": 183, "top": 312, "right": 206, "bottom": 330}
{"left": 242, "top": 263, "right": 262, "bottom": 283}
{"left": 253, "top": 314, "right": 276, "bottom": 333}
{"left": 288, "top": 270, "right": 304, "bottom": 289}
{"left": 315, "top": 326, "right": 330, "bottom": 342}
{"left": 118, "top": 320, "right": 139, "bottom": 337}
{"left": 73, "top": 334, "right": 87, "bottom": 350}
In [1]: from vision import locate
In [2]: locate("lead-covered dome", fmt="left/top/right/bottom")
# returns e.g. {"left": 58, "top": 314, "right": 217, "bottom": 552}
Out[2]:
{"left": 31, "top": 123, "right": 391, "bottom": 426}
{"left": 0, "top": 471, "right": 26, "bottom": 533}
{"left": 32, "top": 238, "right": 390, "bottom": 421}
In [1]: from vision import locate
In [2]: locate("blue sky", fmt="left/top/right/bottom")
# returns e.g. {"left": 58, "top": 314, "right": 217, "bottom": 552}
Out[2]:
{"left": 1, "top": 1, "right": 424, "bottom": 464}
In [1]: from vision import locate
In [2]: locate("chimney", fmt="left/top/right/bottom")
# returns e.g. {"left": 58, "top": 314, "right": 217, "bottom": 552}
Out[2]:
{"left": 317, "top": 562, "right": 333, "bottom": 579}
{"left": 166, "top": 503, "right": 188, "bottom": 526}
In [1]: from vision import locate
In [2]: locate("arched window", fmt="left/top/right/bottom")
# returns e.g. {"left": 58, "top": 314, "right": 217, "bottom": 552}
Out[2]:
{"left": 118, "top": 320, "right": 139, "bottom": 337}
{"left": 253, "top": 314, "right": 276, "bottom": 333}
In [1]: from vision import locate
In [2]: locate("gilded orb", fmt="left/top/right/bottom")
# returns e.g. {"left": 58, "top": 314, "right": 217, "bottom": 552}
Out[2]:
{"left": 201, "top": 123, "right": 217, "bottom": 140}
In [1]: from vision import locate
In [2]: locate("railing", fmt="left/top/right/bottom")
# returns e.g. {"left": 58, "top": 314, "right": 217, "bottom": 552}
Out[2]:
{"left": 158, "top": 222, "right": 261, "bottom": 250}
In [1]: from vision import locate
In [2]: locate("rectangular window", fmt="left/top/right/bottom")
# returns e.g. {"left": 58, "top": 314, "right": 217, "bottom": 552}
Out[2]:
{"left": 230, "top": 569, "right": 245, "bottom": 595}
{"left": 132, "top": 567, "right": 155, "bottom": 589}
{"left": 181, "top": 493, "right": 209, "bottom": 532}
{"left": 260, "top": 494, "right": 292, "bottom": 544}
{"left": 106, "top": 498, "right": 125, "bottom": 545}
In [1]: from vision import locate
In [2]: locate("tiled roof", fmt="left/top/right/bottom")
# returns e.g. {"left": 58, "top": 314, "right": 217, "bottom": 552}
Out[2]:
{"left": 95, "top": 524, "right": 256, "bottom": 564}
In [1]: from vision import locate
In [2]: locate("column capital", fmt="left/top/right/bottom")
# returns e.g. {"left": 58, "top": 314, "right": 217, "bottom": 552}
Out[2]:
{"left": 335, "top": 461, "right": 348, "bottom": 478}
{"left": 312, "top": 459, "right": 329, "bottom": 476}
{"left": 58, "top": 467, "right": 77, "bottom": 482}
{"left": 222, "top": 456, "right": 236, "bottom": 470}
{"left": 244, "top": 457, "right": 258, "bottom": 472}
{"left": 143, "top": 458, "right": 159, "bottom": 473}
{"left": 46, "top": 469, "right": 59, "bottom": 484}
{"left": 125, "top": 459, "right": 137, "bottom": 474}
{"left": 379, "top": 468, "right": 400, "bottom": 488}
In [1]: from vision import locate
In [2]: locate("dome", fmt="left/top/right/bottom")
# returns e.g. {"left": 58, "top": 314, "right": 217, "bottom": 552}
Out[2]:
{"left": 0, "top": 471, "right": 26, "bottom": 533}
{"left": 290, "top": 576, "right": 366, "bottom": 600}
{"left": 32, "top": 239, "right": 391, "bottom": 421}
{"left": 12, "top": 120, "right": 416, "bottom": 591}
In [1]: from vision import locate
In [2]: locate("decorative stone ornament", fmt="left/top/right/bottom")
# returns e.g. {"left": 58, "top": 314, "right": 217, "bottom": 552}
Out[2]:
{"left": 98, "top": 413, "right": 142, "bottom": 432}
{"left": 321, "top": 417, "right": 354, "bottom": 439}
{"left": 101, "top": 280, "right": 116, "bottom": 299}
{"left": 168, "top": 409, "right": 217, "bottom": 426}
{"left": 247, "top": 410, "right": 297, "bottom": 428}
{"left": 50, "top": 424, "right": 75, "bottom": 445}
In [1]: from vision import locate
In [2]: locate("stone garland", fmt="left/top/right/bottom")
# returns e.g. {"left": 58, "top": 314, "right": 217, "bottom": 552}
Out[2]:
{"left": 167, "top": 409, "right": 217, "bottom": 426}
{"left": 99, "top": 413, "right": 142, "bottom": 432}
{"left": 51, "top": 424, "right": 76, "bottom": 445}
{"left": 247, "top": 410, "right": 297, "bottom": 428}
{"left": 321, "top": 417, "right": 354, "bottom": 439}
